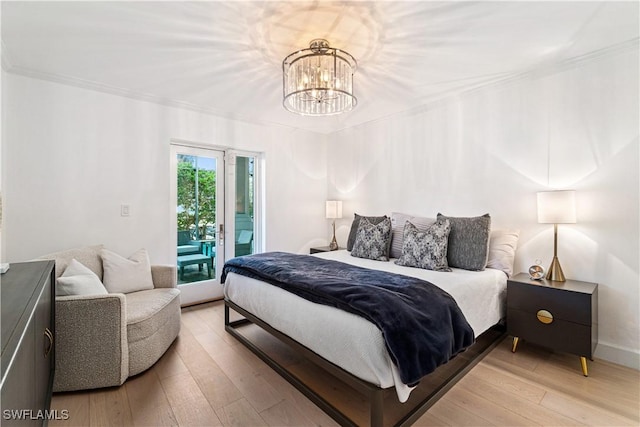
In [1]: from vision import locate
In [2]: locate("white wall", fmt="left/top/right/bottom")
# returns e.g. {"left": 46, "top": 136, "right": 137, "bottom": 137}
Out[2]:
{"left": 3, "top": 45, "right": 638, "bottom": 369}
{"left": 2, "top": 73, "right": 328, "bottom": 264}
{"left": 328, "top": 47, "right": 639, "bottom": 368}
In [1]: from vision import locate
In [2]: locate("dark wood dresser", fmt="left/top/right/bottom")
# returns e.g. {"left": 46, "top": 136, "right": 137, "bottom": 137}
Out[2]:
{"left": 507, "top": 272, "right": 598, "bottom": 376}
{"left": 1, "top": 261, "right": 56, "bottom": 425}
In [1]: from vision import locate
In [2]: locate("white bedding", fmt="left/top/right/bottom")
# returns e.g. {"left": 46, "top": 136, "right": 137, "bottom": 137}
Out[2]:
{"left": 223, "top": 250, "right": 507, "bottom": 402}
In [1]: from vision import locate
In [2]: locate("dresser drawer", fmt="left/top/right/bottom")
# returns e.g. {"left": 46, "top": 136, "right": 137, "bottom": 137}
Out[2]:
{"left": 507, "top": 281, "right": 592, "bottom": 325}
{"left": 1, "top": 261, "right": 55, "bottom": 426}
{"left": 508, "top": 308, "right": 593, "bottom": 356}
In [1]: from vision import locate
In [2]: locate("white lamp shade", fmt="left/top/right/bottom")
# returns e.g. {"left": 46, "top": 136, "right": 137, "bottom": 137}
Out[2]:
{"left": 325, "top": 200, "right": 343, "bottom": 219}
{"left": 537, "top": 190, "right": 576, "bottom": 224}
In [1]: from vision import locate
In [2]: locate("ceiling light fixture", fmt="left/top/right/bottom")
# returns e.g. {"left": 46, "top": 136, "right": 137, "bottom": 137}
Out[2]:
{"left": 282, "top": 39, "right": 357, "bottom": 116}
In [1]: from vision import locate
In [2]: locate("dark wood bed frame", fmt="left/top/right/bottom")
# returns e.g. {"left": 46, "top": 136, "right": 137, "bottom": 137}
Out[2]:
{"left": 224, "top": 299, "right": 506, "bottom": 426}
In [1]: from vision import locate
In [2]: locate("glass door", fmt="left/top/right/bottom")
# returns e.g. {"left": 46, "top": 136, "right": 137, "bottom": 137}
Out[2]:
{"left": 170, "top": 144, "right": 225, "bottom": 305}
{"left": 230, "top": 153, "right": 257, "bottom": 258}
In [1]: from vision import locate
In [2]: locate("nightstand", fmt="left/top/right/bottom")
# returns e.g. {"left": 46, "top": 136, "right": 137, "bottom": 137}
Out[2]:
{"left": 310, "top": 246, "right": 340, "bottom": 254}
{"left": 507, "top": 273, "right": 598, "bottom": 376}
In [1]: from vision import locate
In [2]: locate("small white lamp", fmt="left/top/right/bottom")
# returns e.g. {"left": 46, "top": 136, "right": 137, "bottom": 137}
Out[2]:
{"left": 325, "top": 201, "right": 343, "bottom": 251}
{"left": 537, "top": 190, "right": 576, "bottom": 282}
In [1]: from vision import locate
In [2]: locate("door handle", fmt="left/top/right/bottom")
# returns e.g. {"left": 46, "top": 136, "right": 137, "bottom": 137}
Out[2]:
{"left": 219, "top": 224, "right": 224, "bottom": 246}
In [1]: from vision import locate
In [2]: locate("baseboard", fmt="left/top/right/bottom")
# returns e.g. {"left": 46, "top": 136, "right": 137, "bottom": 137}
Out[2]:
{"left": 595, "top": 342, "right": 640, "bottom": 370}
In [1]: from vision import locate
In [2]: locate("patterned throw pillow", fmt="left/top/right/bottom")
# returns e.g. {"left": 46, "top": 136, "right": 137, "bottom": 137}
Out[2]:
{"left": 350, "top": 217, "right": 393, "bottom": 261}
{"left": 437, "top": 213, "right": 491, "bottom": 271}
{"left": 390, "top": 212, "right": 436, "bottom": 259}
{"left": 347, "top": 213, "right": 388, "bottom": 251}
{"left": 395, "top": 219, "right": 452, "bottom": 272}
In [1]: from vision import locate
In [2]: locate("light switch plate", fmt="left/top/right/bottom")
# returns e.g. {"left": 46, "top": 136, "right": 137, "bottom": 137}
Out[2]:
{"left": 121, "top": 204, "right": 130, "bottom": 217}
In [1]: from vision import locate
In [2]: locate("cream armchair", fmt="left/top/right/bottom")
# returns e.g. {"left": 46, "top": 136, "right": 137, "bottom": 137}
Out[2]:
{"left": 41, "top": 245, "right": 181, "bottom": 392}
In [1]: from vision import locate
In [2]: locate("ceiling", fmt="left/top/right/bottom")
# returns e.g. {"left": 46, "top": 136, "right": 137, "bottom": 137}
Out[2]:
{"left": 2, "top": 1, "right": 638, "bottom": 134}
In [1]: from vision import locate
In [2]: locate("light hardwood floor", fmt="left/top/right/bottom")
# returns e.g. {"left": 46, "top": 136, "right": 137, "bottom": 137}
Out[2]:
{"left": 50, "top": 301, "right": 640, "bottom": 426}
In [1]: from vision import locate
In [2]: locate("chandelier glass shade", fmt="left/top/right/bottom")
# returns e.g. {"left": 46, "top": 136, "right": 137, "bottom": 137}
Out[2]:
{"left": 282, "top": 39, "right": 357, "bottom": 116}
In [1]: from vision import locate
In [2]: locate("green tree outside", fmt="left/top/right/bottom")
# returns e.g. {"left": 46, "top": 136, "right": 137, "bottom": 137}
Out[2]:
{"left": 177, "top": 155, "right": 216, "bottom": 238}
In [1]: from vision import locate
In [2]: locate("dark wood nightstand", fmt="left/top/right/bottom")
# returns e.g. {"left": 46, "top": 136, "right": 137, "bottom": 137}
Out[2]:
{"left": 310, "top": 246, "right": 340, "bottom": 254}
{"left": 507, "top": 273, "right": 598, "bottom": 376}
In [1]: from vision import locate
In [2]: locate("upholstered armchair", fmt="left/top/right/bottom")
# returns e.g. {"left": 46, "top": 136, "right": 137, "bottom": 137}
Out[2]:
{"left": 40, "top": 245, "right": 181, "bottom": 392}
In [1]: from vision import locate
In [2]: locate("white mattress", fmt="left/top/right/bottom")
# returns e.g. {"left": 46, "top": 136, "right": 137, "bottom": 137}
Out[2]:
{"left": 223, "top": 250, "right": 507, "bottom": 402}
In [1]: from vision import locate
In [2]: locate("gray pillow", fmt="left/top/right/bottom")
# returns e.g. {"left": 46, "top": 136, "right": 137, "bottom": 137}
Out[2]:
{"left": 347, "top": 213, "right": 388, "bottom": 251}
{"left": 350, "top": 217, "right": 393, "bottom": 261}
{"left": 437, "top": 213, "right": 491, "bottom": 271}
{"left": 395, "top": 220, "right": 452, "bottom": 272}
{"left": 390, "top": 212, "right": 436, "bottom": 258}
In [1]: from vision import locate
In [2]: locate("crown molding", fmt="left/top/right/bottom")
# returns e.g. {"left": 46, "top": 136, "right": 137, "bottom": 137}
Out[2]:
{"left": 465, "top": 38, "right": 640, "bottom": 96}
{"left": 4, "top": 61, "right": 330, "bottom": 135}
{"left": 3, "top": 37, "right": 637, "bottom": 137}
{"left": 330, "top": 38, "right": 640, "bottom": 135}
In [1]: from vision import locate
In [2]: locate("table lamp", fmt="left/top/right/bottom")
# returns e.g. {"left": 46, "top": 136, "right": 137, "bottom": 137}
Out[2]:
{"left": 325, "top": 201, "right": 343, "bottom": 251}
{"left": 537, "top": 190, "right": 576, "bottom": 282}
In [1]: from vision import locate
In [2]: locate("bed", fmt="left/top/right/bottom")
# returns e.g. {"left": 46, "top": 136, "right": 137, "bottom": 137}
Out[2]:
{"left": 223, "top": 249, "right": 508, "bottom": 426}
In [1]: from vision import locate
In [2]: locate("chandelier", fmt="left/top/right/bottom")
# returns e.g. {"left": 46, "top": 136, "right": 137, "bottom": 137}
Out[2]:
{"left": 282, "top": 39, "right": 357, "bottom": 116}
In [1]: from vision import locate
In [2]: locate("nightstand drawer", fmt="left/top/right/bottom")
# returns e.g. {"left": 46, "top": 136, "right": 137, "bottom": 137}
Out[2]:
{"left": 508, "top": 308, "right": 593, "bottom": 356}
{"left": 508, "top": 281, "right": 592, "bottom": 325}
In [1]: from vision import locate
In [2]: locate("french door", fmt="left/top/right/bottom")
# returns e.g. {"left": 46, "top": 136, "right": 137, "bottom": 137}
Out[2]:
{"left": 170, "top": 144, "right": 226, "bottom": 305}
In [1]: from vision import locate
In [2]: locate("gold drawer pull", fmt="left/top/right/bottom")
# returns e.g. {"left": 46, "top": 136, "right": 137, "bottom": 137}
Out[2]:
{"left": 537, "top": 310, "right": 554, "bottom": 324}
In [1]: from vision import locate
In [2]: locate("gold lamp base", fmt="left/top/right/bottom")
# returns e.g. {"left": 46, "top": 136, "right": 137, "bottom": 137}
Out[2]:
{"left": 546, "top": 256, "right": 566, "bottom": 282}
{"left": 329, "top": 237, "right": 338, "bottom": 251}
{"left": 329, "top": 221, "right": 339, "bottom": 251}
{"left": 545, "top": 223, "right": 567, "bottom": 282}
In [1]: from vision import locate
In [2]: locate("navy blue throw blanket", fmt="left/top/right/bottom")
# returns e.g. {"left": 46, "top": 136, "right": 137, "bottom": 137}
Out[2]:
{"left": 222, "top": 252, "right": 475, "bottom": 386}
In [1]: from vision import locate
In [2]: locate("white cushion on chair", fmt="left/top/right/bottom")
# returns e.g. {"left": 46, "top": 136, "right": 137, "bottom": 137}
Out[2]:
{"left": 102, "top": 248, "right": 154, "bottom": 294}
{"left": 56, "top": 259, "right": 108, "bottom": 296}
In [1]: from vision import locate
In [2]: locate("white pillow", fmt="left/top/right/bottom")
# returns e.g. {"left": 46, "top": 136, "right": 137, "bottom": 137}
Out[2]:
{"left": 101, "top": 248, "right": 154, "bottom": 294}
{"left": 486, "top": 229, "right": 520, "bottom": 277}
{"left": 56, "top": 259, "right": 108, "bottom": 297}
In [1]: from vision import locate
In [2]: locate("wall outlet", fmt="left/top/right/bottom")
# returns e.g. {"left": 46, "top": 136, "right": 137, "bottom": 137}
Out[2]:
{"left": 121, "top": 204, "right": 131, "bottom": 217}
